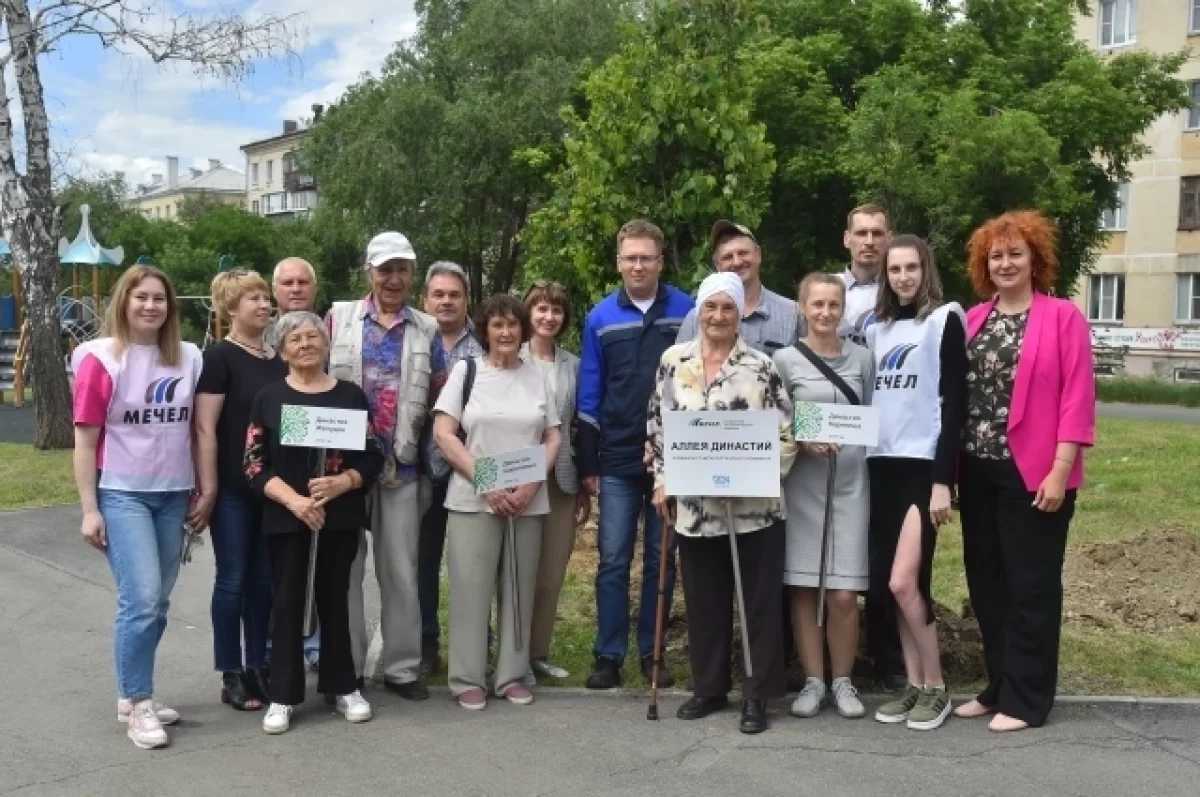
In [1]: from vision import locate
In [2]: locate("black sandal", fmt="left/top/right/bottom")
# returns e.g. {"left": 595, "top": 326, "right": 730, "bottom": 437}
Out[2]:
{"left": 220, "top": 671, "right": 263, "bottom": 711}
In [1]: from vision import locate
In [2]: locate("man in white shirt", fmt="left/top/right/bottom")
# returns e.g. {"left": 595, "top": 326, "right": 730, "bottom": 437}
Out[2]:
{"left": 840, "top": 204, "right": 891, "bottom": 346}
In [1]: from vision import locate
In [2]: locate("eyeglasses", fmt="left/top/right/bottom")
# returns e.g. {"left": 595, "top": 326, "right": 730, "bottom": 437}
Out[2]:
{"left": 618, "top": 255, "right": 661, "bottom": 267}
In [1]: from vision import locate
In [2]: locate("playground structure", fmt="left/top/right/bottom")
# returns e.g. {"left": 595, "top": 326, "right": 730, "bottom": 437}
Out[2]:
{"left": 2, "top": 207, "right": 233, "bottom": 408}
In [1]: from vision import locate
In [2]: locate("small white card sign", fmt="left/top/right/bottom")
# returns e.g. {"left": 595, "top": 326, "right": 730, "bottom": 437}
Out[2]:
{"left": 792, "top": 402, "right": 880, "bottom": 447}
{"left": 279, "top": 405, "right": 368, "bottom": 451}
{"left": 474, "top": 445, "right": 547, "bottom": 494}
{"left": 662, "top": 411, "right": 780, "bottom": 498}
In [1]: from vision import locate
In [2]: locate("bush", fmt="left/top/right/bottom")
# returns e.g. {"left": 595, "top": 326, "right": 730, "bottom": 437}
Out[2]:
{"left": 1096, "top": 377, "right": 1200, "bottom": 408}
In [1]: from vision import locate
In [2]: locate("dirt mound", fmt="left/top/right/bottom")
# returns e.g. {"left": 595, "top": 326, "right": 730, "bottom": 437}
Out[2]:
{"left": 1064, "top": 529, "right": 1200, "bottom": 634}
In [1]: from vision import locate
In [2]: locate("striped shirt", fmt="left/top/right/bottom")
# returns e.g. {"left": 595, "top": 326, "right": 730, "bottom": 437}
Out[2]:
{"left": 676, "top": 284, "right": 798, "bottom": 356}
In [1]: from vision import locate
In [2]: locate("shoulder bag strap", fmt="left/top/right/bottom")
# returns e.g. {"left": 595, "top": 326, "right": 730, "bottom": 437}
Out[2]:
{"left": 792, "top": 341, "right": 860, "bottom": 405}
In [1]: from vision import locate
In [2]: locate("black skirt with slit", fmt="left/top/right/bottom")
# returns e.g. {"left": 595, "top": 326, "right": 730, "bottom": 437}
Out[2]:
{"left": 867, "top": 456, "right": 937, "bottom": 625}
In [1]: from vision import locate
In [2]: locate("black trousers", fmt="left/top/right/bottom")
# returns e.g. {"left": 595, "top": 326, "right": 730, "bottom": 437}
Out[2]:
{"left": 679, "top": 521, "right": 785, "bottom": 701}
{"left": 418, "top": 480, "right": 451, "bottom": 651}
{"left": 959, "top": 455, "right": 1076, "bottom": 727}
{"left": 268, "top": 528, "right": 360, "bottom": 705}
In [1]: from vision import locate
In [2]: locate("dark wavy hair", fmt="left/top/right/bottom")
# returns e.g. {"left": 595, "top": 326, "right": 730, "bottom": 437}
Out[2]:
{"left": 875, "top": 234, "right": 944, "bottom": 323}
{"left": 473, "top": 293, "right": 532, "bottom": 353}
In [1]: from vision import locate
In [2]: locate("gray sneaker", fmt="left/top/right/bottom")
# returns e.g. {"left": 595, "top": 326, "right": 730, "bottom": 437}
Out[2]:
{"left": 906, "top": 685, "right": 952, "bottom": 731}
{"left": 831, "top": 677, "right": 865, "bottom": 719}
{"left": 874, "top": 683, "right": 922, "bottom": 723}
{"left": 789, "top": 677, "right": 826, "bottom": 718}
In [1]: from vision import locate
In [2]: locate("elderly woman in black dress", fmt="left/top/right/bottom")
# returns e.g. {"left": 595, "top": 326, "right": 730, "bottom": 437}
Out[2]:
{"left": 244, "top": 311, "right": 384, "bottom": 735}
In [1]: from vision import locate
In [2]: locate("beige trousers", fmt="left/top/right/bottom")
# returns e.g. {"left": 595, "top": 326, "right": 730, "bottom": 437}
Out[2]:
{"left": 446, "top": 511, "right": 542, "bottom": 694}
{"left": 529, "top": 480, "right": 578, "bottom": 661}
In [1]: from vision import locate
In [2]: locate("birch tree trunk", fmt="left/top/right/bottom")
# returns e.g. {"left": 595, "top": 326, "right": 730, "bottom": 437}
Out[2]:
{"left": 0, "top": 0, "right": 72, "bottom": 449}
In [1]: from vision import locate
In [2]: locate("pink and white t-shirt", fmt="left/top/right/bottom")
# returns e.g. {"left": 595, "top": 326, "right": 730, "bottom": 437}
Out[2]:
{"left": 71, "top": 338, "right": 203, "bottom": 492}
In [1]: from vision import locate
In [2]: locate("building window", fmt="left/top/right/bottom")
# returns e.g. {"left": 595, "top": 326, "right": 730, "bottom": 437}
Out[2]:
{"left": 1178, "top": 274, "right": 1200, "bottom": 322}
{"left": 251, "top": 163, "right": 259, "bottom": 186}
{"left": 1099, "top": 0, "right": 1136, "bottom": 48}
{"left": 1088, "top": 274, "right": 1125, "bottom": 323}
{"left": 1189, "top": 81, "right": 1200, "bottom": 130}
{"left": 282, "top": 152, "right": 295, "bottom": 173}
{"left": 1192, "top": 0, "right": 1200, "bottom": 34}
{"left": 1101, "top": 182, "right": 1130, "bottom": 230}
{"left": 252, "top": 200, "right": 260, "bottom": 214}
{"left": 264, "top": 192, "right": 288, "bottom": 214}
{"left": 267, "top": 159, "right": 274, "bottom": 184}
{"left": 1181, "top": 177, "right": 1200, "bottom": 230}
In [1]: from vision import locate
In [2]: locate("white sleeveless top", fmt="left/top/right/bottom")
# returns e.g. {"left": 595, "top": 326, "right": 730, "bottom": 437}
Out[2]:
{"left": 866, "top": 303, "right": 964, "bottom": 460}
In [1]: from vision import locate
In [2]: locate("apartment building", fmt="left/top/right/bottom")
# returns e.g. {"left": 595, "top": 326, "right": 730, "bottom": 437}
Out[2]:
{"left": 1074, "top": 0, "right": 1200, "bottom": 379}
{"left": 129, "top": 157, "right": 245, "bottom": 221}
{"left": 240, "top": 108, "right": 322, "bottom": 221}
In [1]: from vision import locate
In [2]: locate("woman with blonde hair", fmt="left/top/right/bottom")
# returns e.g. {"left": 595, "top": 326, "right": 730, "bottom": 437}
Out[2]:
{"left": 773, "top": 272, "right": 874, "bottom": 721}
{"left": 195, "top": 270, "right": 287, "bottom": 711}
{"left": 72, "top": 264, "right": 204, "bottom": 749}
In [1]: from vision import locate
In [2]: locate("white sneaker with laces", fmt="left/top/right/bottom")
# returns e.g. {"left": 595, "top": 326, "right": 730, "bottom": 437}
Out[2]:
{"left": 126, "top": 700, "right": 169, "bottom": 749}
{"left": 262, "top": 703, "right": 293, "bottom": 734}
{"left": 832, "top": 677, "right": 866, "bottom": 719}
{"left": 790, "top": 677, "right": 826, "bottom": 718}
{"left": 117, "top": 698, "right": 180, "bottom": 725}
{"left": 335, "top": 690, "right": 373, "bottom": 723}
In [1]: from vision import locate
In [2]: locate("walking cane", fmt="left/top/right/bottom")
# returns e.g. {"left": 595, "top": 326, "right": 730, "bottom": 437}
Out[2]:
{"left": 725, "top": 499, "right": 753, "bottom": 679}
{"left": 507, "top": 516, "right": 523, "bottom": 651}
{"left": 815, "top": 453, "right": 838, "bottom": 628}
{"left": 647, "top": 500, "right": 674, "bottom": 721}
{"left": 302, "top": 449, "right": 324, "bottom": 638}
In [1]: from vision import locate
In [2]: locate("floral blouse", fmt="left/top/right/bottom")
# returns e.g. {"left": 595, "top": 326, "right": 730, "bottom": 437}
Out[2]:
{"left": 964, "top": 307, "right": 1029, "bottom": 460}
{"left": 647, "top": 337, "right": 797, "bottom": 538}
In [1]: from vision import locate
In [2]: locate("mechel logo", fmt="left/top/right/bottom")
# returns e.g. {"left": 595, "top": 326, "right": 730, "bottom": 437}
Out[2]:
{"left": 712, "top": 474, "right": 731, "bottom": 488}
{"left": 876, "top": 344, "right": 919, "bottom": 390}
{"left": 689, "top": 418, "right": 720, "bottom": 427}
{"left": 125, "top": 377, "right": 190, "bottom": 425}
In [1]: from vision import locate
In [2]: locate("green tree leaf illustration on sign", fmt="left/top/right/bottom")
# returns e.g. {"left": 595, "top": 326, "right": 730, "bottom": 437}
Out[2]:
{"left": 793, "top": 402, "right": 823, "bottom": 441}
{"left": 474, "top": 456, "right": 500, "bottom": 494}
{"left": 280, "top": 405, "right": 311, "bottom": 446}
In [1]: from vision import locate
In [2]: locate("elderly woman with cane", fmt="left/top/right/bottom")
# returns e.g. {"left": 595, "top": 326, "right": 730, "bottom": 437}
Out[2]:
{"left": 773, "top": 273, "right": 875, "bottom": 721}
{"left": 244, "top": 312, "right": 384, "bottom": 735}
{"left": 433, "top": 294, "right": 562, "bottom": 711}
{"left": 648, "top": 273, "right": 797, "bottom": 734}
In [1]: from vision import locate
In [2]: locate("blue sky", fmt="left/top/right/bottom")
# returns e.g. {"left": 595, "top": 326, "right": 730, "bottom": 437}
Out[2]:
{"left": 39, "top": 0, "right": 418, "bottom": 190}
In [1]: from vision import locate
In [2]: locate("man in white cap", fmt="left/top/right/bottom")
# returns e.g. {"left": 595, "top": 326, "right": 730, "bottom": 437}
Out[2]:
{"left": 327, "top": 231, "right": 438, "bottom": 700}
{"left": 676, "top": 220, "right": 798, "bottom": 355}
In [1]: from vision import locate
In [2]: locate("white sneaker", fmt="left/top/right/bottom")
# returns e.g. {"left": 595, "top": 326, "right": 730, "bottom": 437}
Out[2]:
{"left": 335, "top": 690, "right": 373, "bottom": 723}
{"left": 831, "top": 677, "right": 866, "bottom": 719}
{"left": 790, "top": 677, "right": 826, "bottom": 718}
{"left": 262, "top": 703, "right": 293, "bottom": 734}
{"left": 117, "top": 698, "right": 180, "bottom": 726}
{"left": 126, "top": 700, "right": 169, "bottom": 749}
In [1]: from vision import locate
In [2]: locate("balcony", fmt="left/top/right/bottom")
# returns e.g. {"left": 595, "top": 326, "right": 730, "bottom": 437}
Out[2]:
{"left": 283, "top": 170, "right": 316, "bottom": 192}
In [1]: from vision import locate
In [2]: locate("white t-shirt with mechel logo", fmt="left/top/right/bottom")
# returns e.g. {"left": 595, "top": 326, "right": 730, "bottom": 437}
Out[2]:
{"left": 71, "top": 338, "right": 203, "bottom": 492}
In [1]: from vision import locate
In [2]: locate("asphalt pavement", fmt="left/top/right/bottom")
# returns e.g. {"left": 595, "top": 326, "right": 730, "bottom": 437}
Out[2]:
{"left": 1, "top": 503, "right": 1198, "bottom": 797}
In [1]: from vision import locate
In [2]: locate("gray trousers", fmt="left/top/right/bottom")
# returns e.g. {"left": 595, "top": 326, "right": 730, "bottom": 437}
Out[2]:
{"left": 446, "top": 511, "right": 542, "bottom": 695}
{"left": 348, "top": 479, "right": 427, "bottom": 683}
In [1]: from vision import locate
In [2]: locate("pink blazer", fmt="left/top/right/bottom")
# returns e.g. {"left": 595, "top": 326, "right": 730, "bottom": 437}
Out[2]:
{"left": 966, "top": 292, "right": 1096, "bottom": 492}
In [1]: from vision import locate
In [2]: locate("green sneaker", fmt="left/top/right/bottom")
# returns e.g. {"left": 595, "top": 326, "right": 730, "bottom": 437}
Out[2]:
{"left": 874, "top": 684, "right": 921, "bottom": 724}
{"left": 906, "top": 686, "right": 952, "bottom": 731}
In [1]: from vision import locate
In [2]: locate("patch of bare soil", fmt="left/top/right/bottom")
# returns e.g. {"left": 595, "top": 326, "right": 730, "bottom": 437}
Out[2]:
{"left": 1064, "top": 529, "right": 1200, "bottom": 634}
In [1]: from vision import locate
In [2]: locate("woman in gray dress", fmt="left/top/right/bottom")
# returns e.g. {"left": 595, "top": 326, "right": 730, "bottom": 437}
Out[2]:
{"left": 773, "top": 273, "right": 875, "bottom": 721}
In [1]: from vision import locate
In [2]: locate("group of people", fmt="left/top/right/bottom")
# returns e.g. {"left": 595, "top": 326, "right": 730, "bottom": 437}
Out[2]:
{"left": 72, "top": 203, "right": 1095, "bottom": 750}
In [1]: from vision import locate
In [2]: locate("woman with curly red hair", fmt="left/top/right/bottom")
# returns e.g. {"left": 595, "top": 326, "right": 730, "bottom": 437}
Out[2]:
{"left": 955, "top": 211, "right": 1095, "bottom": 732}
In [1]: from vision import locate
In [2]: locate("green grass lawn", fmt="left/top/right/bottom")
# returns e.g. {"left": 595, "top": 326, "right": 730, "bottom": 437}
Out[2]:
{"left": 0, "top": 443, "right": 76, "bottom": 510}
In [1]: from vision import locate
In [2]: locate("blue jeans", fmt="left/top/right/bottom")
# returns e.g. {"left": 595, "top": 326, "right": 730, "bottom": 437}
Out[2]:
{"left": 99, "top": 488, "right": 190, "bottom": 701}
{"left": 209, "top": 488, "right": 272, "bottom": 672}
{"left": 594, "top": 474, "right": 675, "bottom": 662}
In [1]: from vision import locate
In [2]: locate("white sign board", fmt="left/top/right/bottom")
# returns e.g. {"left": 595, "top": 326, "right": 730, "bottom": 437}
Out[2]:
{"left": 474, "top": 445, "right": 547, "bottom": 494}
{"left": 662, "top": 411, "right": 780, "bottom": 498}
{"left": 279, "top": 405, "right": 368, "bottom": 451}
{"left": 792, "top": 402, "right": 880, "bottom": 447}
{"left": 1091, "top": 326, "right": 1200, "bottom": 352}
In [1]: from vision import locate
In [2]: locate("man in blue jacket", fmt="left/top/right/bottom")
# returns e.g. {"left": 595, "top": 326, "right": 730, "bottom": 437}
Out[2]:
{"left": 577, "top": 219, "right": 695, "bottom": 689}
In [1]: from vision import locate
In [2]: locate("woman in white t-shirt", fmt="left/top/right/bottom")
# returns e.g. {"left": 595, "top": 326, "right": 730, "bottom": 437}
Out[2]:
{"left": 71, "top": 264, "right": 204, "bottom": 751}
{"left": 433, "top": 294, "right": 562, "bottom": 711}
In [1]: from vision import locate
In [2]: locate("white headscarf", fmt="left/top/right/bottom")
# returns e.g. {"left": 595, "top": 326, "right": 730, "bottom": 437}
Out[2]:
{"left": 696, "top": 272, "right": 745, "bottom": 316}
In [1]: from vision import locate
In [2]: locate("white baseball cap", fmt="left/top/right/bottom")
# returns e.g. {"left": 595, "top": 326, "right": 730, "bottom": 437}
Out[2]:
{"left": 365, "top": 232, "right": 417, "bottom": 269}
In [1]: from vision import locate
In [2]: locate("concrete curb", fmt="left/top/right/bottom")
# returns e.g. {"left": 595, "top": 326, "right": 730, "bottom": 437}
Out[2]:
{"left": 377, "top": 683, "right": 1200, "bottom": 707}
